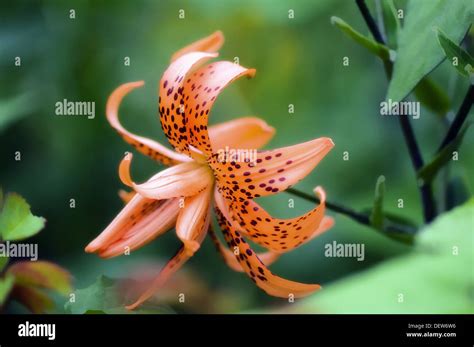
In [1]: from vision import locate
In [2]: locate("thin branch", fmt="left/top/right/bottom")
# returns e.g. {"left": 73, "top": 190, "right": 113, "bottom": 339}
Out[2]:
{"left": 355, "top": 0, "right": 385, "bottom": 44}
{"left": 286, "top": 188, "right": 369, "bottom": 224}
{"left": 438, "top": 85, "right": 474, "bottom": 151}
{"left": 399, "top": 117, "right": 437, "bottom": 222}
{"left": 286, "top": 188, "right": 416, "bottom": 235}
{"left": 355, "top": 0, "right": 437, "bottom": 223}
{"left": 419, "top": 185, "right": 436, "bottom": 222}
{"left": 398, "top": 116, "right": 424, "bottom": 169}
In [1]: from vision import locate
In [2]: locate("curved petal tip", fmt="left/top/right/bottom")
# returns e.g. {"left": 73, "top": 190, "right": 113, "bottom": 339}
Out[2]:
{"left": 119, "top": 152, "right": 134, "bottom": 187}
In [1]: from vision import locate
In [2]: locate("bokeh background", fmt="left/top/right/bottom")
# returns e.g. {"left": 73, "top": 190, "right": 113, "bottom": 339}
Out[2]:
{"left": 1, "top": 0, "right": 472, "bottom": 313}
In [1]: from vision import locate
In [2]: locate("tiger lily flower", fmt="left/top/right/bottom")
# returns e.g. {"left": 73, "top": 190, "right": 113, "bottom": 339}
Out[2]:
{"left": 85, "top": 31, "right": 335, "bottom": 310}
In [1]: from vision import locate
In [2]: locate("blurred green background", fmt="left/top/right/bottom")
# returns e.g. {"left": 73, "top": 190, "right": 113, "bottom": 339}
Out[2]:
{"left": 1, "top": 0, "right": 472, "bottom": 313}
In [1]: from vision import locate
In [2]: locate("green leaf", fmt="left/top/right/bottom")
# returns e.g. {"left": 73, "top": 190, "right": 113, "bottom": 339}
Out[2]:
{"left": 11, "top": 285, "right": 55, "bottom": 313}
{"left": 0, "top": 274, "right": 15, "bottom": 306}
{"left": 387, "top": 0, "right": 473, "bottom": 102}
{"left": 368, "top": 175, "right": 416, "bottom": 245}
{"left": 436, "top": 27, "right": 474, "bottom": 79}
{"left": 381, "top": 0, "right": 401, "bottom": 49}
{"left": 0, "top": 193, "right": 46, "bottom": 241}
{"left": 331, "top": 16, "right": 391, "bottom": 61}
{"left": 370, "top": 175, "right": 385, "bottom": 230}
{"left": 7, "top": 261, "right": 73, "bottom": 296}
{"left": 285, "top": 199, "right": 474, "bottom": 313}
{"left": 64, "top": 275, "right": 174, "bottom": 314}
{"left": 3, "top": 261, "right": 72, "bottom": 313}
{"left": 0, "top": 257, "right": 8, "bottom": 272}
{"left": 413, "top": 77, "right": 450, "bottom": 117}
{"left": 417, "top": 124, "right": 471, "bottom": 183}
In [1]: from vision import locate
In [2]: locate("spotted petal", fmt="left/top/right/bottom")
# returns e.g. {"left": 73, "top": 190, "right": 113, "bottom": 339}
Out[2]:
{"left": 184, "top": 61, "right": 256, "bottom": 155}
{"left": 208, "top": 223, "right": 280, "bottom": 272}
{"left": 210, "top": 137, "right": 334, "bottom": 201}
{"left": 215, "top": 206, "right": 321, "bottom": 298}
{"left": 159, "top": 52, "right": 218, "bottom": 156}
{"left": 107, "top": 81, "right": 189, "bottom": 166}
{"left": 218, "top": 187, "right": 333, "bottom": 253}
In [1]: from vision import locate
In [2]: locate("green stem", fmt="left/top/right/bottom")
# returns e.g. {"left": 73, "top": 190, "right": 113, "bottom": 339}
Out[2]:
{"left": 437, "top": 85, "right": 473, "bottom": 152}
{"left": 356, "top": 0, "right": 437, "bottom": 223}
{"left": 286, "top": 188, "right": 416, "bottom": 236}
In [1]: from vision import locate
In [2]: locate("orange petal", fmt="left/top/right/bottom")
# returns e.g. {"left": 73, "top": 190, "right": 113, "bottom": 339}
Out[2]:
{"left": 215, "top": 206, "right": 321, "bottom": 298}
{"left": 208, "top": 223, "right": 280, "bottom": 272}
{"left": 159, "top": 52, "right": 218, "bottom": 156}
{"left": 184, "top": 61, "right": 256, "bottom": 155}
{"left": 107, "top": 81, "right": 189, "bottom": 166}
{"left": 126, "top": 191, "right": 210, "bottom": 310}
{"left": 98, "top": 198, "right": 180, "bottom": 259}
{"left": 85, "top": 192, "right": 177, "bottom": 254}
{"left": 126, "top": 246, "right": 189, "bottom": 310}
{"left": 175, "top": 186, "right": 212, "bottom": 255}
{"left": 119, "top": 153, "right": 213, "bottom": 200}
{"left": 308, "top": 216, "right": 334, "bottom": 241}
{"left": 85, "top": 193, "right": 154, "bottom": 252}
{"left": 118, "top": 189, "right": 136, "bottom": 204}
{"left": 171, "top": 31, "right": 224, "bottom": 62}
{"left": 210, "top": 137, "right": 334, "bottom": 201}
{"left": 218, "top": 187, "right": 333, "bottom": 253}
{"left": 208, "top": 117, "right": 275, "bottom": 152}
